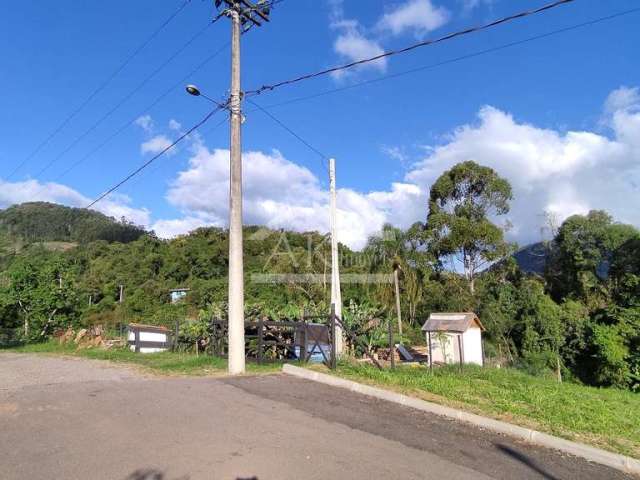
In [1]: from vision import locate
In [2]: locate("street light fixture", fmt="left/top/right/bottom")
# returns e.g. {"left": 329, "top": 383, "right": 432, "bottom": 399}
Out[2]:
{"left": 185, "top": 85, "right": 244, "bottom": 122}
{"left": 185, "top": 84, "right": 231, "bottom": 111}
{"left": 185, "top": 84, "right": 201, "bottom": 97}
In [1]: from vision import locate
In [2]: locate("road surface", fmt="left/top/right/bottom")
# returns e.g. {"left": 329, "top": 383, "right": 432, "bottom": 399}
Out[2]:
{"left": 0, "top": 353, "right": 633, "bottom": 480}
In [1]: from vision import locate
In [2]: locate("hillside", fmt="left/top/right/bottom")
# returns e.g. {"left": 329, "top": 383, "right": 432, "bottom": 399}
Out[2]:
{"left": 0, "top": 201, "right": 638, "bottom": 392}
{"left": 0, "top": 202, "right": 146, "bottom": 245}
{"left": 512, "top": 242, "right": 549, "bottom": 275}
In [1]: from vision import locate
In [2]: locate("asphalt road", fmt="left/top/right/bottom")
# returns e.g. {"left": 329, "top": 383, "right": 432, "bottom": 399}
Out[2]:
{"left": 0, "top": 353, "right": 633, "bottom": 480}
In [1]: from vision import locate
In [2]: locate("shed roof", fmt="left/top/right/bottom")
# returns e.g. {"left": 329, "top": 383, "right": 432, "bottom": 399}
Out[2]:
{"left": 128, "top": 323, "right": 170, "bottom": 333}
{"left": 421, "top": 312, "right": 485, "bottom": 332}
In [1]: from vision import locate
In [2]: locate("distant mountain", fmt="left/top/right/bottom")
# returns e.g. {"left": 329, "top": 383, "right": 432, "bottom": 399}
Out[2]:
{"left": 0, "top": 202, "right": 146, "bottom": 245}
{"left": 513, "top": 242, "right": 550, "bottom": 275}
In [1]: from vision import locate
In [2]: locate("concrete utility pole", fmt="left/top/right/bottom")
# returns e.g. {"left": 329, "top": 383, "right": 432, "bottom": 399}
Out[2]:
{"left": 329, "top": 158, "right": 343, "bottom": 355}
{"left": 217, "top": 0, "right": 271, "bottom": 375}
{"left": 119, "top": 285, "right": 124, "bottom": 304}
{"left": 227, "top": 5, "right": 245, "bottom": 375}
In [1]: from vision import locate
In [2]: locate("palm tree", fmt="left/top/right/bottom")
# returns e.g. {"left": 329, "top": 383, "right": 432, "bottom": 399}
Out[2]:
{"left": 364, "top": 224, "right": 428, "bottom": 335}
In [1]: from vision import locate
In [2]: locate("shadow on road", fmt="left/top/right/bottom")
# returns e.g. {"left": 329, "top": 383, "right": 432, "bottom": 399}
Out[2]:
{"left": 495, "top": 444, "right": 561, "bottom": 480}
{"left": 125, "top": 470, "right": 186, "bottom": 480}
{"left": 124, "top": 469, "right": 257, "bottom": 480}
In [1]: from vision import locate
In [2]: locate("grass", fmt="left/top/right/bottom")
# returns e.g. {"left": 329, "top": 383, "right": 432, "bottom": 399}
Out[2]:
{"left": 38, "top": 241, "right": 78, "bottom": 252}
{"left": 7, "top": 341, "right": 282, "bottom": 376}
{"left": 328, "top": 361, "right": 640, "bottom": 458}
{"left": 10, "top": 343, "right": 639, "bottom": 457}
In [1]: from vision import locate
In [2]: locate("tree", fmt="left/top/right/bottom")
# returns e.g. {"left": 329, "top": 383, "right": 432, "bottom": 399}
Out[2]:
{"left": 363, "top": 223, "right": 435, "bottom": 332}
{"left": 516, "top": 279, "right": 564, "bottom": 380}
{"left": 364, "top": 225, "right": 408, "bottom": 334}
{"left": 547, "top": 210, "right": 639, "bottom": 304}
{"left": 610, "top": 236, "right": 640, "bottom": 307}
{"left": 0, "top": 202, "right": 145, "bottom": 244}
{"left": 426, "top": 161, "right": 513, "bottom": 294}
{"left": 1, "top": 253, "right": 79, "bottom": 340}
{"left": 583, "top": 308, "right": 636, "bottom": 389}
{"left": 476, "top": 264, "right": 521, "bottom": 363}
{"left": 558, "top": 299, "right": 590, "bottom": 378}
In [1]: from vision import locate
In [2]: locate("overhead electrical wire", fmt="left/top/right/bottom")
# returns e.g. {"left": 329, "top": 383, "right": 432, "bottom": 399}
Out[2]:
{"left": 6, "top": 0, "right": 194, "bottom": 180}
{"left": 124, "top": 114, "right": 230, "bottom": 190}
{"left": 40, "top": 8, "right": 271, "bottom": 185}
{"left": 250, "top": 6, "right": 640, "bottom": 112}
{"left": 247, "top": 98, "right": 330, "bottom": 173}
{"left": 33, "top": 17, "right": 221, "bottom": 180}
{"left": 71, "top": 0, "right": 631, "bottom": 212}
{"left": 85, "top": 0, "right": 635, "bottom": 211}
{"left": 86, "top": 105, "right": 224, "bottom": 209}
{"left": 245, "top": 0, "right": 576, "bottom": 97}
{"left": 265, "top": 0, "right": 286, "bottom": 8}
{"left": 52, "top": 42, "right": 230, "bottom": 184}
{"left": 59, "top": 3, "right": 287, "bottom": 208}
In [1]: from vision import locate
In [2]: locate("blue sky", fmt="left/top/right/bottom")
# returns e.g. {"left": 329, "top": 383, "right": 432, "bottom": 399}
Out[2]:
{"left": 1, "top": 0, "right": 639, "bottom": 248}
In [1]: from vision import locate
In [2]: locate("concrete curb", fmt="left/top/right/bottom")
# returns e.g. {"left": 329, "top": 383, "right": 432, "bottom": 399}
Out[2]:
{"left": 282, "top": 364, "right": 640, "bottom": 475}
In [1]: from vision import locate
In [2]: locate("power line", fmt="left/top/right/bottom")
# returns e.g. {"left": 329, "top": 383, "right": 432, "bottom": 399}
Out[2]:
{"left": 37, "top": 8, "right": 267, "bottom": 183}
{"left": 52, "top": 9, "right": 274, "bottom": 185}
{"left": 27, "top": 43, "right": 229, "bottom": 204}
{"left": 101, "top": 0, "right": 604, "bottom": 210}
{"left": 52, "top": 42, "right": 230, "bottom": 184}
{"left": 245, "top": 0, "right": 576, "bottom": 97}
{"left": 33, "top": 18, "right": 220, "bottom": 180}
{"left": 6, "top": 0, "right": 193, "bottom": 180}
{"left": 202, "top": 112, "right": 231, "bottom": 136}
{"left": 265, "top": 0, "right": 286, "bottom": 8}
{"left": 86, "top": 105, "right": 224, "bottom": 209}
{"left": 252, "top": 7, "right": 640, "bottom": 112}
{"left": 247, "top": 98, "right": 330, "bottom": 173}
{"left": 124, "top": 114, "right": 230, "bottom": 190}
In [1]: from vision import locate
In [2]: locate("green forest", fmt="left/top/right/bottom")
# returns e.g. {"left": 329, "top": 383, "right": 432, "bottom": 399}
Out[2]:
{"left": 1, "top": 161, "right": 638, "bottom": 391}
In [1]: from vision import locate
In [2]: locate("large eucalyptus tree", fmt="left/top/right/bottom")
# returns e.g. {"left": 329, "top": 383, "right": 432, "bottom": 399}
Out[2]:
{"left": 426, "top": 161, "right": 513, "bottom": 294}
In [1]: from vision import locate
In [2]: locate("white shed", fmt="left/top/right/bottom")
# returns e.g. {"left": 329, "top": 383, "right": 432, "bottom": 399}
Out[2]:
{"left": 169, "top": 288, "right": 190, "bottom": 304}
{"left": 422, "top": 312, "right": 485, "bottom": 366}
{"left": 128, "top": 323, "right": 171, "bottom": 353}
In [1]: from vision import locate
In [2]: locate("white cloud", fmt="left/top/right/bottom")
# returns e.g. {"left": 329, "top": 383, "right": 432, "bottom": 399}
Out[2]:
{"left": 377, "top": 0, "right": 449, "bottom": 37}
{"left": 137, "top": 115, "right": 179, "bottom": 156}
{"left": 460, "top": 0, "right": 494, "bottom": 14}
{"left": 96, "top": 195, "right": 151, "bottom": 227}
{"left": 382, "top": 146, "right": 406, "bottom": 162}
{"left": 328, "top": 0, "right": 387, "bottom": 80}
{"left": 0, "top": 178, "right": 151, "bottom": 227}
{"left": 332, "top": 22, "right": 387, "bottom": 79}
{"left": 156, "top": 146, "right": 423, "bottom": 249}
{"left": 406, "top": 88, "right": 640, "bottom": 244}
{"left": 382, "top": 145, "right": 412, "bottom": 170}
{"left": 15, "top": 85, "right": 635, "bottom": 253}
{"left": 141, "top": 135, "right": 176, "bottom": 156}
{"left": 168, "top": 119, "right": 182, "bottom": 131}
{"left": 603, "top": 86, "right": 640, "bottom": 115}
{"left": 164, "top": 147, "right": 323, "bottom": 229}
{"left": 157, "top": 86, "right": 640, "bottom": 249}
{"left": 151, "top": 216, "right": 212, "bottom": 238}
{"left": 135, "top": 115, "right": 154, "bottom": 134}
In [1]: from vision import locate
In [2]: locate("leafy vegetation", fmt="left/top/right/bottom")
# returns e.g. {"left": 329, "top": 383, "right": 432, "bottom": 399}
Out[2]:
{"left": 1, "top": 160, "right": 639, "bottom": 392}
{"left": 427, "top": 161, "right": 514, "bottom": 294}
{"left": 0, "top": 202, "right": 145, "bottom": 245}
{"left": 332, "top": 362, "right": 640, "bottom": 457}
